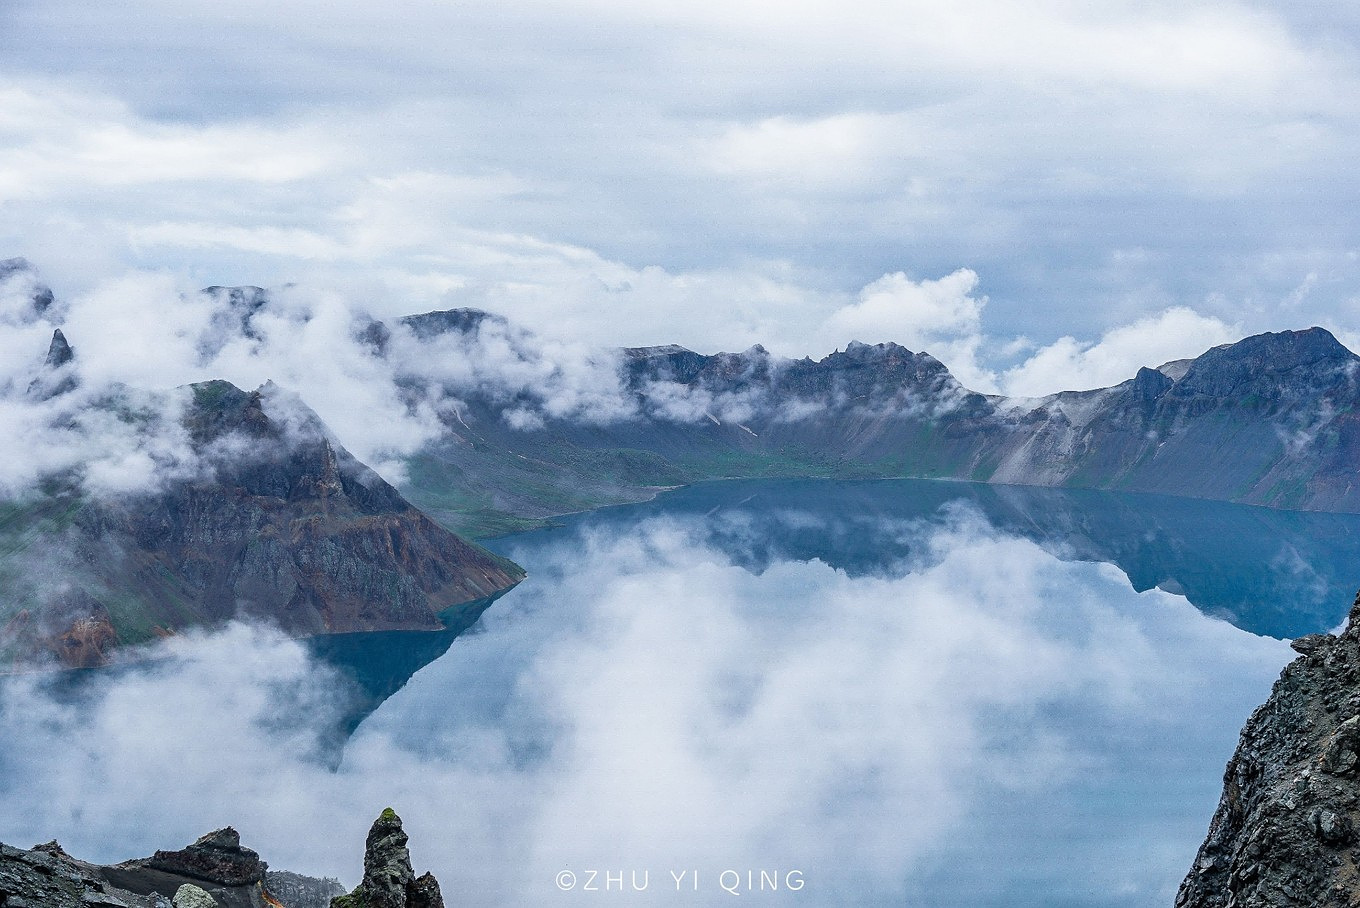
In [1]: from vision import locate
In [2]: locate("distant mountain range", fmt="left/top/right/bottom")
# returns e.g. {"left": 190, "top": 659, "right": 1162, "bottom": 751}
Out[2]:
{"left": 399, "top": 310, "right": 1360, "bottom": 536}
{"left": 4, "top": 256, "right": 1359, "bottom": 665}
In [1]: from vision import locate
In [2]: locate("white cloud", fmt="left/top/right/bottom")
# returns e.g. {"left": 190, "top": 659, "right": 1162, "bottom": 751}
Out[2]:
{"left": 0, "top": 515, "right": 1289, "bottom": 903}
{"left": 704, "top": 113, "right": 894, "bottom": 187}
{"left": 0, "top": 84, "right": 333, "bottom": 202}
{"left": 822, "top": 269, "right": 984, "bottom": 349}
{"left": 1, "top": 0, "right": 1357, "bottom": 366}
{"left": 816, "top": 269, "right": 999, "bottom": 391}
{"left": 1000, "top": 306, "right": 1242, "bottom": 397}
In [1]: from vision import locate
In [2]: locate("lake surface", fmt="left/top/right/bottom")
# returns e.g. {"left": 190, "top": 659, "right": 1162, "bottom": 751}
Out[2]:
{"left": 3, "top": 478, "right": 1356, "bottom": 906}
{"left": 496, "top": 478, "right": 1360, "bottom": 639}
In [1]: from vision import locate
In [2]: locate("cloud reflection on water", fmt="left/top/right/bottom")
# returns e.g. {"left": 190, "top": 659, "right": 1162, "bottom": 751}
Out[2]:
{"left": 0, "top": 508, "right": 1290, "bottom": 906}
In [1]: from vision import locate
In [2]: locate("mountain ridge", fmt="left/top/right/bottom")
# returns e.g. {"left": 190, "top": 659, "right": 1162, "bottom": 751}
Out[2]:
{"left": 389, "top": 309, "right": 1360, "bottom": 535}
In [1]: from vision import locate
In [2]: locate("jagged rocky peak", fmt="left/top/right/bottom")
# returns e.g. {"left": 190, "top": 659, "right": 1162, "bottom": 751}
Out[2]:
{"left": 45, "top": 327, "right": 74, "bottom": 368}
{"left": 1177, "top": 591, "right": 1360, "bottom": 907}
{"left": 818, "top": 341, "right": 950, "bottom": 379}
{"left": 27, "top": 327, "right": 80, "bottom": 399}
{"left": 1129, "top": 365, "right": 1173, "bottom": 401}
{"left": 182, "top": 378, "right": 411, "bottom": 513}
{"left": 1, "top": 367, "right": 524, "bottom": 667}
{"left": 703, "top": 344, "right": 774, "bottom": 383}
{"left": 332, "top": 808, "right": 444, "bottom": 908}
{"left": 803, "top": 340, "right": 960, "bottom": 399}
{"left": 1175, "top": 327, "right": 1359, "bottom": 398}
{"left": 836, "top": 339, "right": 919, "bottom": 360}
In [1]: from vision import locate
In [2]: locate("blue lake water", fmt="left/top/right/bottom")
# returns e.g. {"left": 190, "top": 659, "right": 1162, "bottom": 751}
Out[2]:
{"left": 341, "top": 479, "right": 1333, "bottom": 904}
{"left": 4, "top": 478, "right": 1357, "bottom": 905}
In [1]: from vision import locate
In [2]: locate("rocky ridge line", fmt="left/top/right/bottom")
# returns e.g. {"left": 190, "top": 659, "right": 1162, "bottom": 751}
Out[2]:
{"left": 0, "top": 814, "right": 411, "bottom": 908}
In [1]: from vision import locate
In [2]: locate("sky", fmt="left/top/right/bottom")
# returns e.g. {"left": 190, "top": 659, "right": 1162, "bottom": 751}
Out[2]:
{"left": 2, "top": 0, "right": 1360, "bottom": 396}
{"left": 0, "top": 509, "right": 1292, "bottom": 905}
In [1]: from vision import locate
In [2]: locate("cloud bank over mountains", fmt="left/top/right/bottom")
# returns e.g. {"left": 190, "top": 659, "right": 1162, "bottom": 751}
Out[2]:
{"left": 1, "top": 1, "right": 1358, "bottom": 380}
{"left": 0, "top": 254, "right": 1332, "bottom": 500}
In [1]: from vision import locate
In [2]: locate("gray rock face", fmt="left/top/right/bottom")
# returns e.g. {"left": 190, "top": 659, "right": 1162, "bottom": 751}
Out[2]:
{"left": 44, "top": 327, "right": 74, "bottom": 368}
{"left": 1177, "top": 592, "right": 1360, "bottom": 907}
{"left": 0, "top": 256, "right": 56, "bottom": 317}
{"left": 26, "top": 327, "right": 79, "bottom": 399}
{"left": 331, "top": 809, "right": 443, "bottom": 908}
{"left": 0, "top": 829, "right": 354, "bottom": 908}
{"left": 0, "top": 840, "right": 168, "bottom": 908}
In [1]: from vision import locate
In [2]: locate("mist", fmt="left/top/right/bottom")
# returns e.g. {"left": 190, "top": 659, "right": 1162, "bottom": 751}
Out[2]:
{"left": 0, "top": 511, "right": 1290, "bottom": 905}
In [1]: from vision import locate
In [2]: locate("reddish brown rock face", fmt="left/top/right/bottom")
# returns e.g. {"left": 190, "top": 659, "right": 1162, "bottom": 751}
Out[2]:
{"left": 2, "top": 378, "right": 525, "bottom": 670}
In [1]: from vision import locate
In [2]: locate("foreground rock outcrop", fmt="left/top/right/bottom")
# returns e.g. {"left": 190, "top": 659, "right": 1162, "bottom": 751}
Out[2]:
{"left": 1178, "top": 593, "right": 1360, "bottom": 906}
{"left": 0, "top": 824, "right": 370, "bottom": 908}
{"left": 331, "top": 809, "right": 442, "bottom": 908}
{"left": 2, "top": 827, "right": 279, "bottom": 907}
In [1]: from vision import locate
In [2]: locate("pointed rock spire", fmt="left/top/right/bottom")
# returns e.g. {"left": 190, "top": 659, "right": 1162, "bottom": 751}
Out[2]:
{"left": 44, "top": 328, "right": 74, "bottom": 368}
{"left": 27, "top": 328, "right": 78, "bottom": 399}
{"left": 332, "top": 809, "right": 444, "bottom": 908}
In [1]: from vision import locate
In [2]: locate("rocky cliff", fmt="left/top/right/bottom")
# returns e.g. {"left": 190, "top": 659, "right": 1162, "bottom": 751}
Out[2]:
{"left": 1178, "top": 593, "right": 1360, "bottom": 907}
{"left": 0, "top": 344, "right": 524, "bottom": 670}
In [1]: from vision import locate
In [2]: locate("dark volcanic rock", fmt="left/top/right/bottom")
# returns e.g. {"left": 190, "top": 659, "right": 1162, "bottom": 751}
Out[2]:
{"left": 27, "top": 328, "right": 79, "bottom": 398}
{"left": 332, "top": 809, "right": 443, "bottom": 908}
{"left": 44, "top": 328, "right": 74, "bottom": 368}
{"left": 0, "top": 839, "right": 166, "bottom": 908}
{"left": 0, "top": 827, "right": 392, "bottom": 908}
{"left": 1177, "top": 592, "right": 1360, "bottom": 907}
{"left": 1, "top": 827, "right": 350, "bottom": 908}
{"left": 142, "top": 828, "right": 263, "bottom": 887}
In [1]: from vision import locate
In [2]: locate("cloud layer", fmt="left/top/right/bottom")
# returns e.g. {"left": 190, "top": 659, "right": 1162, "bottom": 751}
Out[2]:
{"left": 0, "top": 512, "right": 1290, "bottom": 905}
{"left": 1, "top": 1, "right": 1358, "bottom": 382}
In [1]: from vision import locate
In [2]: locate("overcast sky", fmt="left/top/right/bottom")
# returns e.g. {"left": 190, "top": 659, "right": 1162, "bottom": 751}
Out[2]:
{"left": 2, "top": 0, "right": 1359, "bottom": 393}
